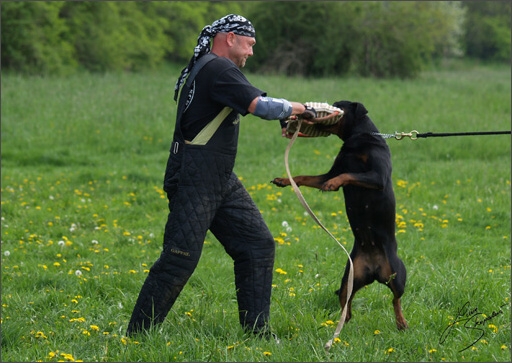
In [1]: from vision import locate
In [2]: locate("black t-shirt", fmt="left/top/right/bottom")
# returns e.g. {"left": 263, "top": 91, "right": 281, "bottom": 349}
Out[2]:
{"left": 180, "top": 55, "right": 265, "bottom": 141}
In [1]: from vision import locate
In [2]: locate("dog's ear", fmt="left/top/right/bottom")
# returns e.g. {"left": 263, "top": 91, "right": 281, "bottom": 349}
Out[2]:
{"left": 333, "top": 101, "right": 368, "bottom": 118}
{"left": 332, "top": 100, "right": 351, "bottom": 110}
{"left": 353, "top": 102, "right": 368, "bottom": 117}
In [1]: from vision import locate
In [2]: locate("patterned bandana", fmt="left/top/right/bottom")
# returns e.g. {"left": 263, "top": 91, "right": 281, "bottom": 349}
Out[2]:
{"left": 174, "top": 14, "right": 256, "bottom": 101}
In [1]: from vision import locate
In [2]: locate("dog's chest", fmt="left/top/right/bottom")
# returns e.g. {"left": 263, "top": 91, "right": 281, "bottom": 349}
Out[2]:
{"left": 336, "top": 148, "right": 370, "bottom": 173}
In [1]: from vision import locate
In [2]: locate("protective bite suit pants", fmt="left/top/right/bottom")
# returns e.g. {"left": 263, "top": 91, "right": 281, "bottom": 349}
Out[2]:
{"left": 126, "top": 143, "right": 275, "bottom": 335}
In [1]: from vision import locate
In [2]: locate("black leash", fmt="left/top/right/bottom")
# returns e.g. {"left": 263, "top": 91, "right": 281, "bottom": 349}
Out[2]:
{"left": 374, "top": 130, "right": 511, "bottom": 140}
{"left": 417, "top": 131, "right": 511, "bottom": 138}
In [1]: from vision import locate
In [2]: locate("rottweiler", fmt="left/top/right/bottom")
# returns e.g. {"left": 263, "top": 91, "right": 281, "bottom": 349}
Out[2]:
{"left": 272, "top": 100, "right": 408, "bottom": 330}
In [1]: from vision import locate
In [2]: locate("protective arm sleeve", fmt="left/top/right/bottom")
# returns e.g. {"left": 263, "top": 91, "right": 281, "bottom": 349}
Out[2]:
{"left": 253, "top": 96, "right": 293, "bottom": 120}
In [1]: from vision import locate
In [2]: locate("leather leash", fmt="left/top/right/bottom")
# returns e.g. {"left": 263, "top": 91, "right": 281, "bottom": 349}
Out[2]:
{"left": 283, "top": 118, "right": 354, "bottom": 352}
{"left": 373, "top": 130, "right": 511, "bottom": 140}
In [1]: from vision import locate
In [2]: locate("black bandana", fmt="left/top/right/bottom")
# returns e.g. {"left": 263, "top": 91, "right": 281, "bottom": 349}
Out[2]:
{"left": 173, "top": 14, "right": 256, "bottom": 101}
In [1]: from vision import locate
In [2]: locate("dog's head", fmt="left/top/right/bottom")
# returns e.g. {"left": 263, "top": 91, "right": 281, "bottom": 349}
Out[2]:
{"left": 313, "top": 101, "right": 372, "bottom": 141}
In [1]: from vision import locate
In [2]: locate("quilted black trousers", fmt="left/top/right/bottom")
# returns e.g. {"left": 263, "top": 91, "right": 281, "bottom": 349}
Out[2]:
{"left": 126, "top": 146, "right": 275, "bottom": 336}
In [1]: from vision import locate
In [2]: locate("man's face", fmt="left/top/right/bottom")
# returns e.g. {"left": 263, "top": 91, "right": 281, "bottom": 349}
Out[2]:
{"left": 231, "top": 34, "right": 256, "bottom": 68}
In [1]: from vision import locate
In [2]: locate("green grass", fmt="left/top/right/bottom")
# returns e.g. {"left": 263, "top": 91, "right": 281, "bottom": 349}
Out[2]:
{"left": 1, "top": 62, "right": 510, "bottom": 362}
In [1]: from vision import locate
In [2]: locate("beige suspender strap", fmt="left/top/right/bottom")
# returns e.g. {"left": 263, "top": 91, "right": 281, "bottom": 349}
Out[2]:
{"left": 188, "top": 107, "right": 233, "bottom": 145}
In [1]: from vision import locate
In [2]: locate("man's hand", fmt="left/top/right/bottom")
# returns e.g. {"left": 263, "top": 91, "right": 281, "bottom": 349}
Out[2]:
{"left": 300, "top": 105, "right": 317, "bottom": 120}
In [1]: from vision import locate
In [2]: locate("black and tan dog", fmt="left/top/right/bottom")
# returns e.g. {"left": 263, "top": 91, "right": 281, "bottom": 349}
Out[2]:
{"left": 272, "top": 100, "right": 408, "bottom": 330}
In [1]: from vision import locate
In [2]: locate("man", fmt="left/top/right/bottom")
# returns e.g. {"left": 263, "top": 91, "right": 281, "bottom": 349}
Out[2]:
{"left": 126, "top": 14, "right": 315, "bottom": 339}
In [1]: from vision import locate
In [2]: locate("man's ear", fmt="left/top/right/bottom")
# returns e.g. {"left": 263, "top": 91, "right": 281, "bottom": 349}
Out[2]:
{"left": 226, "top": 32, "right": 237, "bottom": 46}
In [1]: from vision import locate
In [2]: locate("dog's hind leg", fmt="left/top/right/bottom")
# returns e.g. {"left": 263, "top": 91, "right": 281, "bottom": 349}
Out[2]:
{"left": 381, "top": 256, "right": 408, "bottom": 330}
{"left": 336, "top": 254, "right": 373, "bottom": 323}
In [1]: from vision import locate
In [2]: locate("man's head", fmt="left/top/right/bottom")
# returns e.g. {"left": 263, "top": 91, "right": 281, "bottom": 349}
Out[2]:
{"left": 210, "top": 14, "right": 256, "bottom": 68}
{"left": 212, "top": 31, "right": 255, "bottom": 68}
{"left": 174, "top": 14, "right": 256, "bottom": 100}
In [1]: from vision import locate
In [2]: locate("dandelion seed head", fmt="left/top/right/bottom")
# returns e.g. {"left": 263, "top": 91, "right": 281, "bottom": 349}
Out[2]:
{"left": 4, "top": 251, "right": 10, "bottom": 257}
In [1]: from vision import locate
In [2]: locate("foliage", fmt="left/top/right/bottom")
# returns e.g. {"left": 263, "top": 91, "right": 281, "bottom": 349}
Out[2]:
{"left": 463, "top": 1, "right": 511, "bottom": 62}
{"left": 0, "top": 1, "right": 76, "bottom": 75}
{"left": 1, "top": 62, "right": 510, "bottom": 362}
{"left": 59, "top": 1, "right": 170, "bottom": 72}
{"left": 0, "top": 1, "right": 245, "bottom": 75}
{"left": 247, "top": 1, "right": 466, "bottom": 78}
{"left": 0, "top": 1, "right": 509, "bottom": 76}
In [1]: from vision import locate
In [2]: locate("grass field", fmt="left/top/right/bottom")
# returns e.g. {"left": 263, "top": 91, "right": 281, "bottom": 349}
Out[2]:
{"left": 1, "top": 61, "right": 510, "bottom": 362}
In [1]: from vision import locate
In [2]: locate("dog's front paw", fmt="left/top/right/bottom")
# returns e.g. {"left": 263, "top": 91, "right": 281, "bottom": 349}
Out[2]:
{"left": 271, "top": 178, "right": 290, "bottom": 187}
{"left": 321, "top": 181, "right": 340, "bottom": 191}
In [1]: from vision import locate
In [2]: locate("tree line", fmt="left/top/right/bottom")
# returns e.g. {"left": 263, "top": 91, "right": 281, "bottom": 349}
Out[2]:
{"left": 1, "top": 1, "right": 510, "bottom": 78}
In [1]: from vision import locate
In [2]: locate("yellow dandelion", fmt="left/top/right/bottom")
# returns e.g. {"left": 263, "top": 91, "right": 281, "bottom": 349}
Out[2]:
{"left": 34, "top": 331, "right": 47, "bottom": 339}
{"left": 501, "top": 344, "right": 508, "bottom": 350}
{"left": 275, "top": 268, "right": 287, "bottom": 275}
{"left": 397, "top": 180, "right": 408, "bottom": 188}
{"left": 274, "top": 237, "right": 285, "bottom": 245}
{"left": 321, "top": 320, "right": 335, "bottom": 327}
{"left": 385, "top": 347, "right": 395, "bottom": 354}
{"left": 334, "top": 337, "right": 341, "bottom": 343}
{"left": 488, "top": 324, "right": 498, "bottom": 333}
{"left": 374, "top": 330, "right": 381, "bottom": 335}
{"left": 60, "top": 352, "right": 76, "bottom": 361}
{"left": 413, "top": 222, "right": 424, "bottom": 230}
{"left": 429, "top": 348, "right": 437, "bottom": 353}
{"left": 263, "top": 351, "right": 272, "bottom": 356}
{"left": 90, "top": 325, "right": 100, "bottom": 332}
